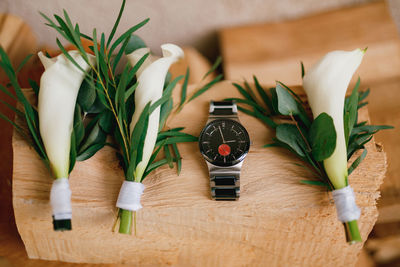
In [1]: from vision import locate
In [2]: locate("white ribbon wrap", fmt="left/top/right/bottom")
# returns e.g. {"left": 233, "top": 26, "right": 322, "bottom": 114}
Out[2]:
{"left": 116, "top": 181, "right": 145, "bottom": 211}
{"left": 50, "top": 178, "right": 72, "bottom": 220}
{"left": 332, "top": 185, "right": 361, "bottom": 222}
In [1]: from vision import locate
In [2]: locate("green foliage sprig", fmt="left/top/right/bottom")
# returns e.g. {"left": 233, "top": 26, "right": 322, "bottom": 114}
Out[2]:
{"left": 227, "top": 75, "right": 393, "bottom": 190}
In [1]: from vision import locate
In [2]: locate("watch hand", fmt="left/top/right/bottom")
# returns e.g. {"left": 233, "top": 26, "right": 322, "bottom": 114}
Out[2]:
{"left": 218, "top": 126, "right": 226, "bottom": 143}
{"left": 225, "top": 140, "right": 236, "bottom": 143}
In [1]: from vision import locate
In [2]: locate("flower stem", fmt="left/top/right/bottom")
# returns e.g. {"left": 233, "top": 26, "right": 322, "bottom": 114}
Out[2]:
{"left": 53, "top": 217, "right": 72, "bottom": 231}
{"left": 344, "top": 220, "right": 362, "bottom": 244}
{"left": 119, "top": 209, "right": 132, "bottom": 234}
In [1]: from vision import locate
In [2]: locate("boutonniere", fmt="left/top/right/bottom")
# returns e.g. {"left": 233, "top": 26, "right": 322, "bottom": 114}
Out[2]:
{"left": 41, "top": 0, "right": 222, "bottom": 235}
{"left": 227, "top": 49, "right": 393, "bottom": 243}
{"left": 0, "top": 47, "right": 108, "bottom": 230}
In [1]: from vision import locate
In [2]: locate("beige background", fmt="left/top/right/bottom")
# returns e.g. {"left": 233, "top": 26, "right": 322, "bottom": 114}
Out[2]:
{"left": 0, "top": 0, "right": 386, "bottom": 58}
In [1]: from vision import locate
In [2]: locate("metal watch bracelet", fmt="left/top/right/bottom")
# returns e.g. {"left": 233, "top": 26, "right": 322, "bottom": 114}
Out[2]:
{"left": 208, "top": 101, "right": 240, "bottom": 200}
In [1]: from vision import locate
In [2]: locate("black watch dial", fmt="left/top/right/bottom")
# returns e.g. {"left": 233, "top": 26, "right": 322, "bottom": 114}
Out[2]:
{"left": 199, "top": 119, "right": 250, "bottom": 167}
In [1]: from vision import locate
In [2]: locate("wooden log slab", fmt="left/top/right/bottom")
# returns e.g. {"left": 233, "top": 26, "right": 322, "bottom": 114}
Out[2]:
{"left": 219, "top": 1, "right": 400, "bottom": 87}
{"left": 13, "top": 80, "right": 386, "bottom": 266}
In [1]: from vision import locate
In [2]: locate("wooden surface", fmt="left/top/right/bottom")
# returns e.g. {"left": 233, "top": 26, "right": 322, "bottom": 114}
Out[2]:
{"left": 219, "top": 1, "right": 400, "bottom": 87}
{"left": 0, "top": 12, "right": 39, "bottom": 267}
{"left": 219, "top": 0, "right": 400, "bottom": 236}
{"left": 0, "top": 4, "right": 395, "bottom": 266}
{"left": 12, "top": 79, "right": 386, "bottom": 266}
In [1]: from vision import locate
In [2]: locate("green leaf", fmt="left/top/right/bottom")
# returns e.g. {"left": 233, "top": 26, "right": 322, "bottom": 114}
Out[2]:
{"left": 233, "top": 83, "right": 254, "bottom": 103}
{"left": 78, "top": 121, "right": 106, "bottom": 154}
{"left": 28, "top": 79, "right": 40, "bottom": 96}
{"left": 179, "top": 67, "right": 190, "bottom": 108}
{"left": 351, "top": 125, "right": 394, "bottom": 135}
{"left": 40, "top": 12, "right": 70, "bottom": 42}
{"left": 269, "top": 87, "right": 279, "bottom": 114}
{"left": 124, "top": 34, "right": 147, "bottom": 54}
{"left": 99, "top": 110, "right": 114, "bottom": 133}
{"left": 344, "top": 111, "right": 351, "bottom": 147}
{"left": 188, "top": 74, "right": 223, "bottom": 102}
{"left": 300, "top": 61, "right": 305, "bottom": 78}
{"left": 225, "top": 97, "right": 266, "bottom": 114}
{"left": 359, "top": 88, "right": 370, "bottom": 103}
{"left": 164, "top": 72, "right": 172, "bottom": 88}
{"left": 150, "top": 75, "right": 183, "bottom": 114}
{"left": 77, "top": 143, "right": 105, "bottom": 161}
{"left": 108, "top": 18, "right": 150, "bottom": 58}
{"left": 275, "top": 82, "right": 300, "bottom": 116}
{"left": 300, "top": 180, "right": 328, "bottom": 187}
{"left": 171, "top": 143, "right": 182, "bottom": 175}
{"left": 159, "top": 98, "right": 173, "bottom": 131}
{"left": 124, "top": 83, "right": 138, "bottom": 102}
{"left": 161, "top": 135, "right": 198, "bottom": 145}
{"left": 344, "top": 78, "right": 359, "bottom": 145}
{"left": 73, "top": 105, "right": 85, "bottom": 146}
{"left": 253, "top": 76, "right": 274, "bottom": 114}
{"left": 347, "top": 134, "right": 372, "bottom": 159}
{"left": 0, "top": 112, "right": 24, "bottom": 134}
{"left": 55, "top": 38, "right": 86, "bottom": 74}
{"left": 112, "top": 33, "right": 132, "bottom": 72}
{"left": 0, "top": 84, "right": 16, "bottom": 101}
{"left": 252, "top": 108, "right": 277, "bottom": 128}
{"left": 348, "top": 149, "right": 367, "bottom": 175}
{"left": 77, "top": 77, "right": 96, "bottom": 112}
{"left": 277, "top": 81, "right": 304, "bottom": 103}
{"left": 115, "top": 64, "right": 130, "bottom": 111}
{"left": 129, "top": 102, "right": 151, "bottom": 174}
{"left": 235, "top": 105, "right": 276, "bottom": 128}
{"left": 0, "top": 99, "right": 24, "bottom": 118}
{"left": 309, "top": 112, "right": 336, "bottom": 161}
{"left": 358, "top": 102, "right": 368, "bottom": 109}
{"left": 127, "top": 53, "right": 149, "bottom": 81}
{"left": 243, "top": 80, "right": 258, "bottom": 103}
{"left": 164, "top": 144, "right": 174, "bottom": 168}
{"left": 69, "top": 130, "right": 77, "bottom": 173}
{"left": 202, "top": 56, "right": 221, "bottom": 80}
{"left": 106, "top": 0, "right": 126, "bottom": 47}
{"left": 263, "top": 142, "right": 281, "bottom": 148}
{"left": 143, "top": 159, "right": 170, "bottom": 179}
{"left": 144, "top": 139, "right": 166, "bottom": 174}
{"left": 157, "top": 129, "right": 193, "bottom": 140}
{"left": 16, "top": 54, "right": 33, "bottom": 73}
{"left": 276, "top": 123, "right": 307, "bottom": 157}
{"left": 297, "top": 104, "right": 311, "bottom": 128}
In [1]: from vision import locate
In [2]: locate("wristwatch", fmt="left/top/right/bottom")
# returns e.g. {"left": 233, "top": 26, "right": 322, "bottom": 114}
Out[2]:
{"left": 199, "top": 100, "right": 250, "bottom": 200}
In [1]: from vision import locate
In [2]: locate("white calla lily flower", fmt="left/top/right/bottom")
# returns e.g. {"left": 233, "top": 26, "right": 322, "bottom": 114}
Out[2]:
{"left": 127, "top": 43, "right": 184, "bottom": 181}
{"left": 303, "top": 48, "right": 365, "bottom": 189}
{"left": 38, "top": 50, "right": 95, "bottom": 178}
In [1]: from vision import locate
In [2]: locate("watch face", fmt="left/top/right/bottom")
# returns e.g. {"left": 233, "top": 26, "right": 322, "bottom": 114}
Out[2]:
{"left": 199, "top": 119, "right": 250, "bottom": 167}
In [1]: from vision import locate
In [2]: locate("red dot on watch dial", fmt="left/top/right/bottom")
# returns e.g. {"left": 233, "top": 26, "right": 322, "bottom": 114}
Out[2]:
{"left": 218, "top": 144, "right": 231, "bottom": 156}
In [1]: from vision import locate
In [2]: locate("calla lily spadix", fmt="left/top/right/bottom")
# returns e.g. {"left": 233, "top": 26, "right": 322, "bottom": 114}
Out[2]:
{"left": 127, "top": 43, "right": 184, "bottom": 181}
{"left": 38, "top": 50, "right": 95, "bottom": 228}
{"left": 115, "top": 43, "right": 183, "bottom": 234}
{"left": 303, "top": 48, "right": 365, "bottom": 243}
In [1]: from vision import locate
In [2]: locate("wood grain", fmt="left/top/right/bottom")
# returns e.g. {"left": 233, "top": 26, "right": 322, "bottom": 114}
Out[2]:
{"left": 219, "top": 1, "right": 400, "bottom": 86}
{"left": 12, "top": 81, "right": 386, "bottom": 266}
